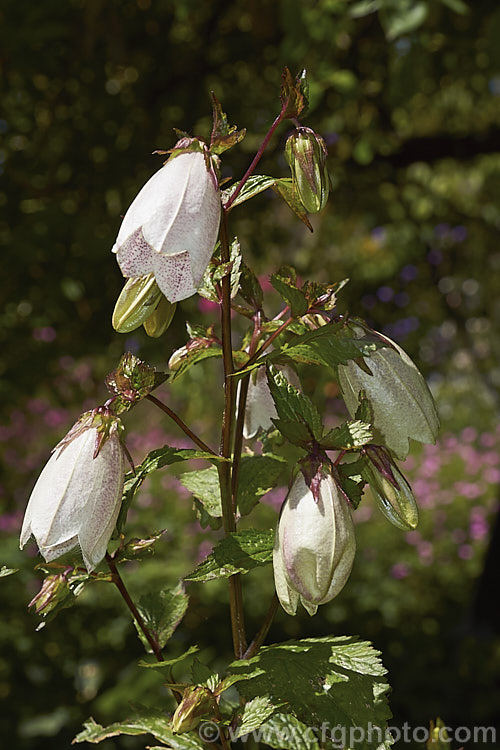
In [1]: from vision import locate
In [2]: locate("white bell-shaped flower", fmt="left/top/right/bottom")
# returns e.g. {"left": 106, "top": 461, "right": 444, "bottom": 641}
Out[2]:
{"left": 273, "top": 471, "right": 356, "bottom": 616}
{"left": 243, "top": 366, "right": 301, "bottom": 439}
{"left": 20, "top": 411, "right": 125, "bottom": 572}
{"left": 337, "top": 323, "right": 439, "bottom": 460}
{"left": 112, "top": 150, "right": 221, "bottom": 303}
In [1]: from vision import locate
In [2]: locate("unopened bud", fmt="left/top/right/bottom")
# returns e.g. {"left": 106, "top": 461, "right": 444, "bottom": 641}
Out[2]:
{"left": 273, "top": 470, "right": 356, "bottom": 616}
{"left": 143, "top": 297, "right": 176, "bottom": 338}
{"left": 112, "top": 273, "right": 162, "bottom": 333}
{"left": 363, "top": 446, "right": 418, "bottom": 530}
{"left": 171, "top": 686, "right": 215, "bottom": 733}
{"left": 285, "top": 127, "right": 329, "bottom": 213}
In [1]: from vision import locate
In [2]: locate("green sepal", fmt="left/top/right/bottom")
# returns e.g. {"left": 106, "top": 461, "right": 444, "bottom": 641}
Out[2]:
{"left": 210, "top": 92, "right": 246, "bottom": 155}
{"left": 280, "top": 67, "right": 309, "bottom": 119}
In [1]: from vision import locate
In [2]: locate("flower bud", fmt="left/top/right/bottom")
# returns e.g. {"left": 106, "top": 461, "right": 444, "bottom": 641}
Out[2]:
{"left": 112, "top": 273, "right": 163, "bottom": 333}
{"left": 20, "top": 409, "right": 125, "bottom": 572}
{"left": 363, "top": 446, "right": 418, "bottom": 530}
{"left": 143, "top": 296, "right": 176, "bottom": 338}
{"left": 171, "top": 686, "right": 216, "bottom": 733}
{"left": 112, "top": 148, "right": 221, "bottom": 303}
{"left": 242, "top": 365, "right": 301, "bottom": 439}
{"left": 273, "top": 471, "right": 356, "bottom": 616}
{"left": 337, "top": 322, "right": 439, "bottom": 459}
{"left": 284, "top": 127, "right": 329, "bottom": 213}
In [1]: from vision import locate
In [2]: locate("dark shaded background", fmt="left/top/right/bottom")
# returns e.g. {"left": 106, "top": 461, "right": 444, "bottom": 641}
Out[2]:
{"left": 1, "top": 0, "right": 500, "bottom": 747}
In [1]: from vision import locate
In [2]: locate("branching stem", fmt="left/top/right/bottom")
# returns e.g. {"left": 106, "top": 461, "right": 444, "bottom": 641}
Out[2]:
{"left": 146, "top": 394, "right": 217, "bottom": 456}
{"left": 243, "top": 595, "right": 279, "bottom": 659}
{"left": 224, "top": 109, "right": 287, "bottom": 211}
{"left": 105, "top": 553, "right": 164, "bottom": 663}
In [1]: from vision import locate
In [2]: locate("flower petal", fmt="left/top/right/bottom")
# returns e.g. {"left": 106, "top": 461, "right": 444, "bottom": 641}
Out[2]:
{"left": 114, "top": 227, "right": 156, "bottom": 278}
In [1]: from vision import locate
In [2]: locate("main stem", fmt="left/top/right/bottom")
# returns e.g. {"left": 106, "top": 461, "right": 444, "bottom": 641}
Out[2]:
{"left": 218, "top": 210, "right": 247, "bottom": 658}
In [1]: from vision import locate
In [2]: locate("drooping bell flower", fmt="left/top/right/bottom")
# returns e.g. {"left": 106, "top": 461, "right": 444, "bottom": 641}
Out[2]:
{"left": 112, "top": 146, "right": 221, "bottom": 303}
{"left": 243, "top": 365, "right": 301, "bottom": 439}
{"left": 363, "top": 446, "right": 418, "bottom": 530}
{"left": 284, "top": 127, "right": 329, "bottom": 213}
{"left": 273, "top": 470, "right": 356, "bottom": 616}
{"left": 337, "top": 321, "right": 439, "bottom": 459}
{"left": 20, "top": 408, "right": 126, "bottom": 572}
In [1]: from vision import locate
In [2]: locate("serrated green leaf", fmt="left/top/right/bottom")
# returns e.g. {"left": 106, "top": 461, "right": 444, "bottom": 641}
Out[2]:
{"left": 134, "top": 584, "right": 189, "bottom": 652}
{"left": 232, "top": 697, "right": 283, "bottom": 740}
{"left": 355, "top": 392, "right": 375, "bottom": 424}
{"left": 224, "top": 174, "right": 279, "bottom": 209}
{"left": 320, "top": 420, "right": 373, "bottom": 450}
{"left": 271, "top": 267, "right": 309, "bottom": 317}
{"left": 238, "top": 454, "right": 286, "bottom": 515}
{"left": 271, "top": 179, "right": 313, "bottom": 231}
{"left": 169, "top": 346, "right": 222, "bottom": 382}
{"left": 139, "top": 645, "right": 200, "bottom": 669}
{"left": 74, "top": 715, "right": 204, "bottom": 749}
{"left": 276, "top": 323, "right": 381, "bottom": 369}
{"left": 272, "top": 419, "right": 314, "bottom": 445}
{"left": 257, "top": 714, "right": 320, "bottom": 750}
{"left": 338, "top": 459, "right": 367, "bottom": 509}
{"left": 267, "top": 366, "right": 323, "bottom": 444}
{"left": 117, "top": 447, "right": 221, "bottom": 535}
{"left": 184, "top": 530, "right": 274, "bottom": 582}
{"left": 181, "top": 454, "right": 285, "bottom": 523}
{"left": 180, "top": 466, "right": 222, "bottom": 523}
{"left": 228, "top": 636, "right": 392, "bottom": 750}
{"left": 0, "top": 566, "right": 18, "bottom": 578}
{"left": 238, "top": 261, "right": 264, "bottom": 310}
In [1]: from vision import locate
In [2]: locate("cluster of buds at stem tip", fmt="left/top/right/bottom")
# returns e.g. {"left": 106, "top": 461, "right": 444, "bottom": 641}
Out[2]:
{"left": 284, "top": 126, "right": 330, "bottom": 213}
{"left": 337, "top": 321, "right": 440, "bottom": 460}
{"left": 362, "top": 446, "right": 419, "bottom": 530}
{"left": 20, "top": 408, "right": 126, "bottom": 572}
{"left": 273, "top": 465, "right": 356, "bottom": 616}
{"left": 112, "top": 141, "right": 221, "bottom": 304}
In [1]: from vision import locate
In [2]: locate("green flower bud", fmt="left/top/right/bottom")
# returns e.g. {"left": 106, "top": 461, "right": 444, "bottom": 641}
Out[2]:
{"left": 337, "top": 321, "right": 439, "bottom": 459}
{"left": 171, "top": 686, "right": 216, "bottom": 733}
{"left": 143, "top": 296, "right": 176, "bottom": 338}
{"left": 363, "top": 446, "right": 418, "bottom": 530}
{"left": 112, "top": 273, "right": 162, "bottom": 333}
{"left": 284, "top": 127, "right": 329, "bottom": 213}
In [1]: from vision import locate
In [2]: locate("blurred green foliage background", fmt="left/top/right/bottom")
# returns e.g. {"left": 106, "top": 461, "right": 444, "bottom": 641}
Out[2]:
{"left": 1, "top": 0, "right": 500, "bottom": 748}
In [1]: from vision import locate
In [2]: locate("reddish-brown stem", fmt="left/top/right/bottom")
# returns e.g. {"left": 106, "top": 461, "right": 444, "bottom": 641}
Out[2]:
{"left": 242, "top": 315, "right": 295, "bottom": 371}
{"left": 224, "top": 110, "right": 287, "bottom": 211}
{"left": 105, "top": 553, "right": 164, "bottom": 662}
{"left": 243, "top": 594, "right": 280, "bottom": 660}
{"left": 218, "top": 209, "right": 247, "bottom": 659}
{"left": 146, "top": 394, "right": 217, "bottom": 456}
